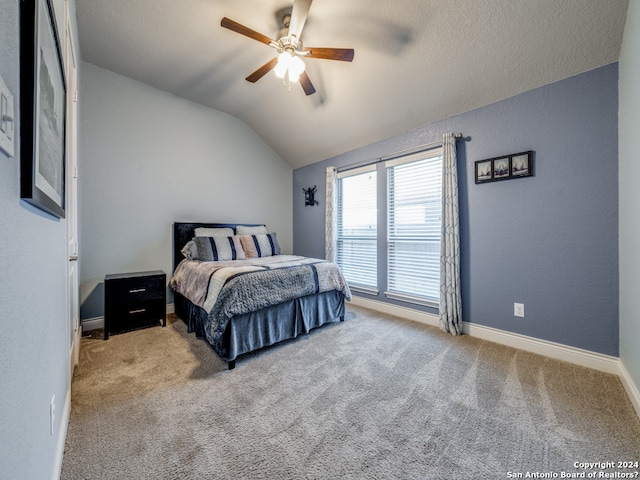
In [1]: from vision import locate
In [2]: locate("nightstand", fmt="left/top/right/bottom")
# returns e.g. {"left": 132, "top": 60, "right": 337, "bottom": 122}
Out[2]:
{"left": 104, "top": 270, "right": 166, "bottom": 340}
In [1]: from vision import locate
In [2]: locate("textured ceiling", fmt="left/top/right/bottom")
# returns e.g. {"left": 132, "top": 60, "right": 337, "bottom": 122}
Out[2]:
{"left": 76, "top": 0, "right": 629, "bottom": 169}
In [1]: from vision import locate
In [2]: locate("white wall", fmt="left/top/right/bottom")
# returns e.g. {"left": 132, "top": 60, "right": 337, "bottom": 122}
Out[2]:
{"left": 79, "top": 63, "right": 293, "bottom": 319}
{"left": 0, "top": 0, "right": 78, "bottom": 478}
{"left": 619, "top": 0, "right": 640, "bottom": 404}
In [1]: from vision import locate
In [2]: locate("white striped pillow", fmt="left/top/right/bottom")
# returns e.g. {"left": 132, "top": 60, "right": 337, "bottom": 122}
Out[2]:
{"left": 193, "top": 236, "right": 246, "bottom": 261}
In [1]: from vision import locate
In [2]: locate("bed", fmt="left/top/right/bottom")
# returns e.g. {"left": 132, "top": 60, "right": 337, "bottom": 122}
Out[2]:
{"left": 170, "top": 222, "right": 351, "bottom": 370}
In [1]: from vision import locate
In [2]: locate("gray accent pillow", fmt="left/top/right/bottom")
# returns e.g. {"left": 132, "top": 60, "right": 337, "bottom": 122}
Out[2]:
{"left": 181, "top": 240, "right": 198, "bottom": 260}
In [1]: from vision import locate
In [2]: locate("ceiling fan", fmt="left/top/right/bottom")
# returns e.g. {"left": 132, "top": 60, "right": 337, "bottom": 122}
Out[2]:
{"left": 221, "top": 0, "right": 354, "bottom": 95}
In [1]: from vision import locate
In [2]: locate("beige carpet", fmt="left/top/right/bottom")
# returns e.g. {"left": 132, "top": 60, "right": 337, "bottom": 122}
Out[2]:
{"left": 61, "top": 306, "right": 640, "bottom": 479}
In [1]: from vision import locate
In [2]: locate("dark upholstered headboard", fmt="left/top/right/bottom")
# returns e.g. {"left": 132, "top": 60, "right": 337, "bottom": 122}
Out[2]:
{"left": 172, "top": 222, "right": 263, "bottom": 271}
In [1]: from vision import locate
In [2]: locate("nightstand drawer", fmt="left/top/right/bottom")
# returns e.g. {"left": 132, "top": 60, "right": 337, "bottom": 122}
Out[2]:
{"left": 109, "top": 276, "right": 165, "bottom": 303}
{"left": 108, "top": 301, "right": 166, "bottom": 331}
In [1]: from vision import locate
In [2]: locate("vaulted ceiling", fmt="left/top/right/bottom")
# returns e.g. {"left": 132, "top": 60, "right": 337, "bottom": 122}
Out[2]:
{"left": 76, "top": 0, "right": 629, "bottom": 169}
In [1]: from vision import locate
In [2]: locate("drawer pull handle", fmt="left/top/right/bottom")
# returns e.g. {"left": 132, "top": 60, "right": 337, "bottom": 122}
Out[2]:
{"left": 129, "top": 308, "right": 146, "bottom": 314}
{"left": 129, "top": 288, "right": 146, "bottom": 293}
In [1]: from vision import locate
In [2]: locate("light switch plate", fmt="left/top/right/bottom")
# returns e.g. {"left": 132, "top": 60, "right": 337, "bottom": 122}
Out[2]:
{"left": 0, "top": 73, "right": 15, "bottom": 158}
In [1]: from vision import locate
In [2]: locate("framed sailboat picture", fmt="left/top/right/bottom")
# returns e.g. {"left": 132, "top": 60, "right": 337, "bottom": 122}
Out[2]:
{"left": 475, "top": 151, "right": 533, "bottom": 184}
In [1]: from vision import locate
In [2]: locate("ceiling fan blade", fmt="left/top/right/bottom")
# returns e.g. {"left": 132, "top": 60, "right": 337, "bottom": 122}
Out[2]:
{"left": 288, "top": 0, "right": 313, "bottom": 40}
{"left": 246, "top": 57, "right": 279, "bottom": 83}
{"left": 221, "top": 17, "right": 275, "bottom": 46}
{"left": 299, "top": 71, "right": 316, "bottom": 96}
{"left": 304, "top": 47, "right": 355, "bottom": 62}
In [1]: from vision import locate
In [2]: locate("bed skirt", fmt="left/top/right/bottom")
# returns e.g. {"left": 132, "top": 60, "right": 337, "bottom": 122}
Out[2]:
{"left": 174, "top": 290, "right": 345, "bottom": 365}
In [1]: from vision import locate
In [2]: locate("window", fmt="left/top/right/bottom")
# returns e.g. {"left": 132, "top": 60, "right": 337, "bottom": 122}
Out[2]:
{"left": 386, "top": 148, "right": 443, "bottom": 306}
{"left": 337, "top": 165, "right": 377, "bottom": 293}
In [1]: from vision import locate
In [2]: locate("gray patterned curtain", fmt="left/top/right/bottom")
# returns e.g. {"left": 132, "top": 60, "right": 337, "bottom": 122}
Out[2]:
{"left": 439, "top": 133, "right": 462, "bottom": 335}
{"left": 325, "top": 166, "right": 338, "bottom": 262}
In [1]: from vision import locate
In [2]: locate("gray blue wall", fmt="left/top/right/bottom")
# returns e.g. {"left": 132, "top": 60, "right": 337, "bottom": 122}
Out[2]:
{"left": 79, "top": 63, "right": 293, "bottom": 319}
{"left": 0, "top": 0, "right": 79, "bottom": 478}
{"left": 619, "top": 0, "right": 640, "bottom": 402}
{"left": 294, "top": 63, "right": 619, "bottom": 357}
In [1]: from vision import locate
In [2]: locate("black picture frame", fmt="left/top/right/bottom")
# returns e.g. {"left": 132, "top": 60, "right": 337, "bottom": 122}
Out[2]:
{"left": 20, "top": 0, "right": 66, "bottom": 218}
{"left": 475, "top": 159, "right": 492, "bottom": 183}
{"left": 474, "top": 150, "right": 533, "bottom": 184}
{"left": 511, "top": 151, "right": 532, "bottom": 177}
{"left": 493, "top": 157, "right": 510, "bottom": 179}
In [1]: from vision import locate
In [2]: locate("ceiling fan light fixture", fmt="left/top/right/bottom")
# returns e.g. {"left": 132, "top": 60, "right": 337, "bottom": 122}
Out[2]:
{"left": 275, "top": 51, "right": 292, "bottom": 78}
{"left": 275, "top": 49, "right": 305, "bottom": 82}
{"left": 275, "top": 53, "right": 305, "bottom": 83}
{"left": 290, "top": 55, "right": 305, "bottom": 76}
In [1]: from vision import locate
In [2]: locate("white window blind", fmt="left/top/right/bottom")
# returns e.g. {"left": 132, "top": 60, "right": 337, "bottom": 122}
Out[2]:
{"left": 337, "top": 165, "right": 378, "bottom": 293}
{"left": 386, "top": 148, "right": 443, "bottom": 306}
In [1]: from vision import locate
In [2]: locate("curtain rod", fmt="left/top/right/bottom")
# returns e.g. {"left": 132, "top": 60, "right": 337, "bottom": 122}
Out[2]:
{"left": 337, "top": 133, "right": 463, "bottom": 173}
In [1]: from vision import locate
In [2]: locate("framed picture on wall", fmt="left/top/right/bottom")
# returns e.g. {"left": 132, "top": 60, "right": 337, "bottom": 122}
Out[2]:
{"left": 511, "top": 151, "right": 532, "bottom": 177}
{"left": 20, "top": 0, "right": 67, "bottom": 218}
{"left": 475, "top": 151, "right": 534, "bottom": 184}
{"left": 493, "top": 157, "right": 510, "bottom": 179}
{"left": 475, "top": 159, "right": 493, "bottom": 183}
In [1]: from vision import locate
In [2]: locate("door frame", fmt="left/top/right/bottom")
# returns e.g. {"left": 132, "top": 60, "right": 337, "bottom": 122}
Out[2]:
{"left": 65, "top": 0, "right": 80, "bottom": 378}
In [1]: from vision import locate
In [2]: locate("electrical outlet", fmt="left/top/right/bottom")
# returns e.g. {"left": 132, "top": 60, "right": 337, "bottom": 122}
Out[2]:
{"left": 514, "top": 303, "right": 525, "bottom": 318}
{"left": 50, "top": 395, "right": 55, "bottom": 436}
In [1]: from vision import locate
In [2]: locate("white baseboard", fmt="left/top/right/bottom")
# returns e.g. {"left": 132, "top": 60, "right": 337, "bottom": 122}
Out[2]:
{"left": 619, "top": 360, "right": 640, "bottom": 419}
{"left": 81, "top": 304, "right": 175, "bottom": 332}
{"left": 52, "top": 388, "right": 71, "bottom": 480}
{"left": 81, "top": 316, "right": 103, "bottom": 331}
{"left": 461, "top": 321, "right": 620, "bottom": 375}
{"left": 348, "top": 296, "right": 620, "bottom": 375}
